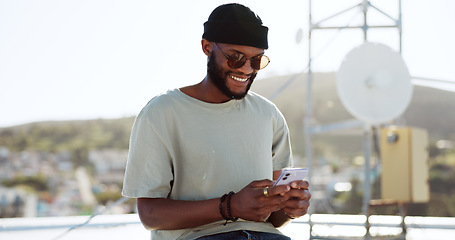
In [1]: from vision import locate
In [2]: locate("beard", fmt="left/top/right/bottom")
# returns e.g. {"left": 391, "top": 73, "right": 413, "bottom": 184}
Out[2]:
{"left": 207, "top": 53, "right": 257, "bottom": 100}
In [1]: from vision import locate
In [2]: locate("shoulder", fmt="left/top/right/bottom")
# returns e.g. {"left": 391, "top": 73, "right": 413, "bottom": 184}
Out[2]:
{"left": 245, "top": 91, "right": 288, "bottom": 127}
{"left": 246, "top": 91, "right": 275, "bottom": 105}
{"left": 146, "top": 89, "right": 181, "bottom": 106}
{"left": 142, "top": 89, "right": 184, "bottom": 110}
{"left": 136, "top": 89, "right": 183, "bottom": 121}
{"left": 245, "top": 91, "right": 282, "bottom": 113}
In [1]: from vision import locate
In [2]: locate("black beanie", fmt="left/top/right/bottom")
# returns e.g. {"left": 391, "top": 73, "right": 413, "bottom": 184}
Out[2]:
{"left": 203, "top": 3, "right": 269, "bottom": 49}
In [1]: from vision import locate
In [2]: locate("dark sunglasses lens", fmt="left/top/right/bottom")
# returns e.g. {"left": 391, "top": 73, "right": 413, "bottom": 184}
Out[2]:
{"left": 251, "top": 55, "right": 270, "bottom": 70}
{"left": 227, "top": 53, "right": 270, "bottom": 70}
{"left": 227, "top": 54, "right": 246, "bottom": 69}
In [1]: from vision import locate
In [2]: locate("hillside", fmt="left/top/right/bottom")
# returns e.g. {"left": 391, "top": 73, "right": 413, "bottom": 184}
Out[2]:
{"left": 0, "top": 118, "right": 135, "bottom": 165}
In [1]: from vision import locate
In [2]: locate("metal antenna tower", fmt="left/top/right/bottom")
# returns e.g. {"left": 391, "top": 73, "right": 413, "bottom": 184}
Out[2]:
{"left": 305, "top": 1, "right": 403, "bottom": 239}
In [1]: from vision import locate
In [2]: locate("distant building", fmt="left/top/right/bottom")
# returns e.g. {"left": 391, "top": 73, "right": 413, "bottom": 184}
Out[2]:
{"left": 0, "top": 187, "right": 36, "bottom": 218}
{"left": 88, "top": 149, "right": 128, "bottom": 184}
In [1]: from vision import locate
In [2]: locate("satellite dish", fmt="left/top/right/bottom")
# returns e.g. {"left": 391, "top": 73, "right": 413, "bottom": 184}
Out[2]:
{"left": 336, "top": 42, "right": 413, "bottom": 125}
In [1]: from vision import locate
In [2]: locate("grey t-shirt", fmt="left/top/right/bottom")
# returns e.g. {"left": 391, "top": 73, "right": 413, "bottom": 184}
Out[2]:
{"left": 122, "top": 89, "right": 293, "bottom": 239}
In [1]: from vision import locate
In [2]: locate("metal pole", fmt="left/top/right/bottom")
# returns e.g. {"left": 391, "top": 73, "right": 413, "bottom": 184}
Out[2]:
{"left": 305, "top": 0, "right": 314, "bottom": 239}
{"left": 362, "top": 0, "right": 369, "bottom": 41}
{"left": 363, "top": 125, "right": 372, "bottom": 239}
{"left": 399, "top": 0, "right": 403, "bottom": 53}
{"left": 362, "top": 2, "right": 371, "bottom": 238}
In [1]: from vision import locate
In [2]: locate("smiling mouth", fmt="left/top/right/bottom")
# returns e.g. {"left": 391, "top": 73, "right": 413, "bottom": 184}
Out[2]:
{"left": 230, "top": 75, "right": 248, "bottom": 82}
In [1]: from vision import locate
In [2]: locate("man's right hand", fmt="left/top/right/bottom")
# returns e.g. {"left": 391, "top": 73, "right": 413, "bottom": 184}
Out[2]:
{"left": 229, "top": 179, "right": 291, "bottom": 222}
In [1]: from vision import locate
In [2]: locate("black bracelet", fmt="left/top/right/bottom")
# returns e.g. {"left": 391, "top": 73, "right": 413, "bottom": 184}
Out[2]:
{"left": 226, "top": 191, "right": 239, "bottom": 223}
{"left": 219, "top": 193, "right": 229, "bottom": 221}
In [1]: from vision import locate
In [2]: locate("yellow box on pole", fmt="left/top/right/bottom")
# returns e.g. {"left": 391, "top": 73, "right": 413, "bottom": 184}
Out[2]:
{"left": 380, "top": 126, "right": 430, "bottom": 203}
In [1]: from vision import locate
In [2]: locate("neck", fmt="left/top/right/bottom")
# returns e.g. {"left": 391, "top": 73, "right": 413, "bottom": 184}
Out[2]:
{"left": 180, "top": 76, "right": 232, "bottom": 104}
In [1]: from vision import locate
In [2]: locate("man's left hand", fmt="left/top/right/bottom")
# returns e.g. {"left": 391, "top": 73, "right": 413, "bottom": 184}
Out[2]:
{"left": 281, "top": 180, "right": 311, "bottom": 218}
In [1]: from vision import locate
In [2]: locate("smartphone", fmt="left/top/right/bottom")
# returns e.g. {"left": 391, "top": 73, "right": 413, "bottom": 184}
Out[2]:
{"left": 273, "top": 168, "right": 308, "bottom": 186}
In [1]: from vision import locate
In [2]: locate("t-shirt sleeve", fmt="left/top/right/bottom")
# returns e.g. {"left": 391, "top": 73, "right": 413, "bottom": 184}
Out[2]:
{"left": 122, "top": 104, "right": 174, "bottom": 198}
{"left": 271, "top": 107, "right": 293, "bottom": 171}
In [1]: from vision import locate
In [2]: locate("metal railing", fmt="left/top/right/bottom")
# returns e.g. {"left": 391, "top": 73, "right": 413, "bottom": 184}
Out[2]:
{"left": 2, "top": 213, "right": 455, "bottom": 240}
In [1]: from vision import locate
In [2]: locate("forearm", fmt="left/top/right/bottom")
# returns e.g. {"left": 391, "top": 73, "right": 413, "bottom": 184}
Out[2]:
{"left": 137, "top": 197, "right": 222, "bottom": 230}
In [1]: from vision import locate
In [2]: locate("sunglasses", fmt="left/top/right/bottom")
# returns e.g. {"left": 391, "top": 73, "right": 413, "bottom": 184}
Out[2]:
{"left": 214, "top": 43, "right": 270, "bottom": 70}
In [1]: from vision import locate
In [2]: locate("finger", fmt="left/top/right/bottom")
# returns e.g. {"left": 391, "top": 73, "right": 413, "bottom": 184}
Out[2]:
{"left": 283, "top": 198, "right": 310, "bottom": 210}
{"left": 284, "top": 188, "right": 311, "bottom": 200}
{"left": 290, "top": 180, "right": 309, "bottom": 189}
{"left": 266, "top": 185, "right": 290, "bottom": 197}
{"left": 283, "top": 205, "right": 308, "bottom": 218}
{"left": 283, "top": 198, "right": 310, "bottom": 215}
{"left": 262, "top": 195, "right": 289, "bottom": 213}
{"left": 249, "top": 179, "right": 275, "bottom": 188}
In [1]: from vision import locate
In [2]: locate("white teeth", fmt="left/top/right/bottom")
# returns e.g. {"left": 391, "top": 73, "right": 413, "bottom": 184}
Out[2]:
{"left": 231, "top": 75, "right": 248, "bottom": 82}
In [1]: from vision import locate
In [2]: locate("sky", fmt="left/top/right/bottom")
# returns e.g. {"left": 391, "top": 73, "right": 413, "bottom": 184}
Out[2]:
{"left": 0, "top": 0, "right": 454, "bottom": 127}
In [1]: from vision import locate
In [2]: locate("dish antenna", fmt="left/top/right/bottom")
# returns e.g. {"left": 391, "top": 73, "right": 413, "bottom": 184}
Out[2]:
{"left": 336, "top": 42, "right": 413, "bottom": 125}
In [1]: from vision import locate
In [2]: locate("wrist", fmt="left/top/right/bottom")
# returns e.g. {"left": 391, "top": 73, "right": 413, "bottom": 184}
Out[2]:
{"left": 219, "top": 191, "right": 238, "bottom": 225}
{"left": 226, "top": 191, "right": 239, "bottom": 222}
{"left": 219, "top": 193, "right": 229, "bottom": 221}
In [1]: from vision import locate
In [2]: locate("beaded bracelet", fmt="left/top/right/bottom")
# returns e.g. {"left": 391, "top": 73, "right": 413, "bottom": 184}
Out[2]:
{"left": 219, "top": 193, "right": 229, "bottom": 222}
{"left": 219, "top": 191, "right": 239, "bottom": 225}
{"left": 226, "top": 191, "right": 239, "bottom": 223}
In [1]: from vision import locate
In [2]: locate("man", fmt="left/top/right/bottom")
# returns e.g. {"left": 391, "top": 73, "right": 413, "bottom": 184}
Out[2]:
{"left": 122, "top": 3, "right": 311, "bottom": 240}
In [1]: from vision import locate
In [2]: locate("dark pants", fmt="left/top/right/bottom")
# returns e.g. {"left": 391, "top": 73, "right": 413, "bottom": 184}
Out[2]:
{"left": 196, "top": 230, "right": 291, "bottom": 240}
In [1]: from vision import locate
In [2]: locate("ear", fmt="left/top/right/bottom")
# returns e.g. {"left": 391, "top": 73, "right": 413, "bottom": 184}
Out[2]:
{"left": 201, "top": 39, "right": 212, "bottom": 56}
